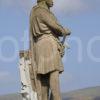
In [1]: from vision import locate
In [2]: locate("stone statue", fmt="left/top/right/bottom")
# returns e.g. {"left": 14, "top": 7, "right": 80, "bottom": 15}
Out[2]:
{"left": 29, "top": 0, "right": 71, "bottom": 100}
{"left": 19, "top": 51, "right": 38, "bottom": 100}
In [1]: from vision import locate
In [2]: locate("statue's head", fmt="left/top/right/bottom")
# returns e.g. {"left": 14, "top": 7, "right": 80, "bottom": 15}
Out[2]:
{"left": 37, "top": 0, "right": 53, "bottom": 7}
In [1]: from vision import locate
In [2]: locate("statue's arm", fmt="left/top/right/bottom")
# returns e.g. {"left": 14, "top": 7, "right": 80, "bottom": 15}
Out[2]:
{"left": 39, "top": 9, "right": 69, "bottom": 36}
{"left": 29, "top": 15, "right": 32, "bottom": 49}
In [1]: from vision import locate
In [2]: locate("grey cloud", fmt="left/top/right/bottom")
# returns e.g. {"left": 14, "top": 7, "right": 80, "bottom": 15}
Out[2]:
{"left": 0, "top": 0, "right": 35, "bottom": 14}
{"left": 53, "top": 0, "right": 88, "bottom": 14}
{"left": 53, "top": 0, "right": 100, "bottom": 15}
{"left": 0, "top": 71, "right": 18, "bottom": 88}
{"left": 17, "top": 0, "right": 35, "bottom": 14}
{"left": 0, "top": 0, "right": 100, "bottom": 15}
{"left": 0, "top": 0, "right": 17, "bottom": 7}
{"left": 0, "top": 71, "right": 10, "bottom": 80}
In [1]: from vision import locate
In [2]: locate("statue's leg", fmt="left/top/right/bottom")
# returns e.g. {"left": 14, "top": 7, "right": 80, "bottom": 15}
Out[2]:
{"left": 41, "top": 74, "right": 49, "bottom": 100}
{"left": 49, "top": 71, "right": 62, "bottom": 100}
{"left": 36, "top": 74, "right": 49, "bottom": 100}
{"left": 36, "top": 74, "right": 42, "bottom": 100}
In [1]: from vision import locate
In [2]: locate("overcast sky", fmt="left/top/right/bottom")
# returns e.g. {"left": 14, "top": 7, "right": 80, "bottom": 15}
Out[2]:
{"left": 0, "top": 0, "right": 100, "bottom": 95}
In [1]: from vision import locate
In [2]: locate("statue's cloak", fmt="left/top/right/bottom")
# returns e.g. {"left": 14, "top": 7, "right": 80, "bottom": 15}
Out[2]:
{"left": 29, "top": 6, "right": 64, "bottom": 75}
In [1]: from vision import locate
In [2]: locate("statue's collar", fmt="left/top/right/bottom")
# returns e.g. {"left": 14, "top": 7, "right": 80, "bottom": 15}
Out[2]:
{"left": 37, "top": 4, "right": 50, "bottom": 11}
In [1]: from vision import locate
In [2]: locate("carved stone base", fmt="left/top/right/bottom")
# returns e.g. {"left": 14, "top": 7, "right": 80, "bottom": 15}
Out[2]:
{"left": 19, "top": 50, "right": 38, "bottom": 100}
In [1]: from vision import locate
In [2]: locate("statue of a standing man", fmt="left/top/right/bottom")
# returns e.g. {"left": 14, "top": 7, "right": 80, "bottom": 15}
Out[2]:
{"left": 29, "top": 0, "right": 71, "bottom": 100}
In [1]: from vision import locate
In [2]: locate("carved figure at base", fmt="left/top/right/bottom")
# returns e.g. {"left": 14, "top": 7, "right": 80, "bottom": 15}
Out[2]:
{"left": 19, "top": 51, "right": 37, "bottom": 100}
{"left": 29, "top": 0, "right": 71, "bottom": 100}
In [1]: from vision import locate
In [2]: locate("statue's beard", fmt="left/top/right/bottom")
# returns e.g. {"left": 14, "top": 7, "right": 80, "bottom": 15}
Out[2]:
{"left": 46, "top": 2, "right": 53, "bottom": 8}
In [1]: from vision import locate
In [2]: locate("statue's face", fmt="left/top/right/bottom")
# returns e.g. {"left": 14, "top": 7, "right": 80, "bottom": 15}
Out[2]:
{"left": 46, "top": 0, "right": 53, "bottom": 7}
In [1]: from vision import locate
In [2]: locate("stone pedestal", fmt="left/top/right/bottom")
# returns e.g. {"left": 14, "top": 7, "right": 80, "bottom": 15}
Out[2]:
{"left": 19, "top": 50, "right": 37, "bottom": 100}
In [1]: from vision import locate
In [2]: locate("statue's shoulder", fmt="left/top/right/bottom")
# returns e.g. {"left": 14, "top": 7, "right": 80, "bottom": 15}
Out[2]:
{"left": 30, "top": 5, "right": 52, "bottom": 19}
{"left": 30, "top": 5, "right": 39, "bottom": 17}
{"left": 31, "top": 5, "right": 50, "bottom": 14}
{"left": 31, "top": 5, "right": 39, "bottom": 13}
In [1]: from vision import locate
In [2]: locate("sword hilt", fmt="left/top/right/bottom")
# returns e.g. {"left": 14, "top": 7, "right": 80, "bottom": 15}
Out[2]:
{"left": 61, "top": 35, "right": 70, "bottom": 49}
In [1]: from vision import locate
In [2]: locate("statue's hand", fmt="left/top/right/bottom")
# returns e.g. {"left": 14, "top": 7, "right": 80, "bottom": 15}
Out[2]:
{"left": 61, "top": 44, "right": 65, "bottom": 57}
{"left": 64, "top": 28, "right": 71, "bottom": 36}
{"left": 58, "top": 43, "right": 65, "bottom": 57}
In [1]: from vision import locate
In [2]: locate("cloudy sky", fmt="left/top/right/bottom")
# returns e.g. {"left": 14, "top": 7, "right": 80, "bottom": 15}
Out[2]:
{"left": 0, "top": 0, "right": 100, "bottom": 95}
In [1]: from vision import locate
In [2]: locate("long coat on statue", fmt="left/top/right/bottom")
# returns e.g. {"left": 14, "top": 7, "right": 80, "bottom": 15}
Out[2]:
{"left": 30, "top": 5, "right": 65, "bottom": 75}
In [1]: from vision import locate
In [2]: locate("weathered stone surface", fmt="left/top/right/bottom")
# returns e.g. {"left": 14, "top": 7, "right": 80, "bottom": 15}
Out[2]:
{"left": 29, "top": 0, "right": 71, "bottom": 100}
{"left": 1, "top": 87, "right": 100, "bottom": 100}
{"left": 0, "top": 93, "right": 22, "bottom": 100}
